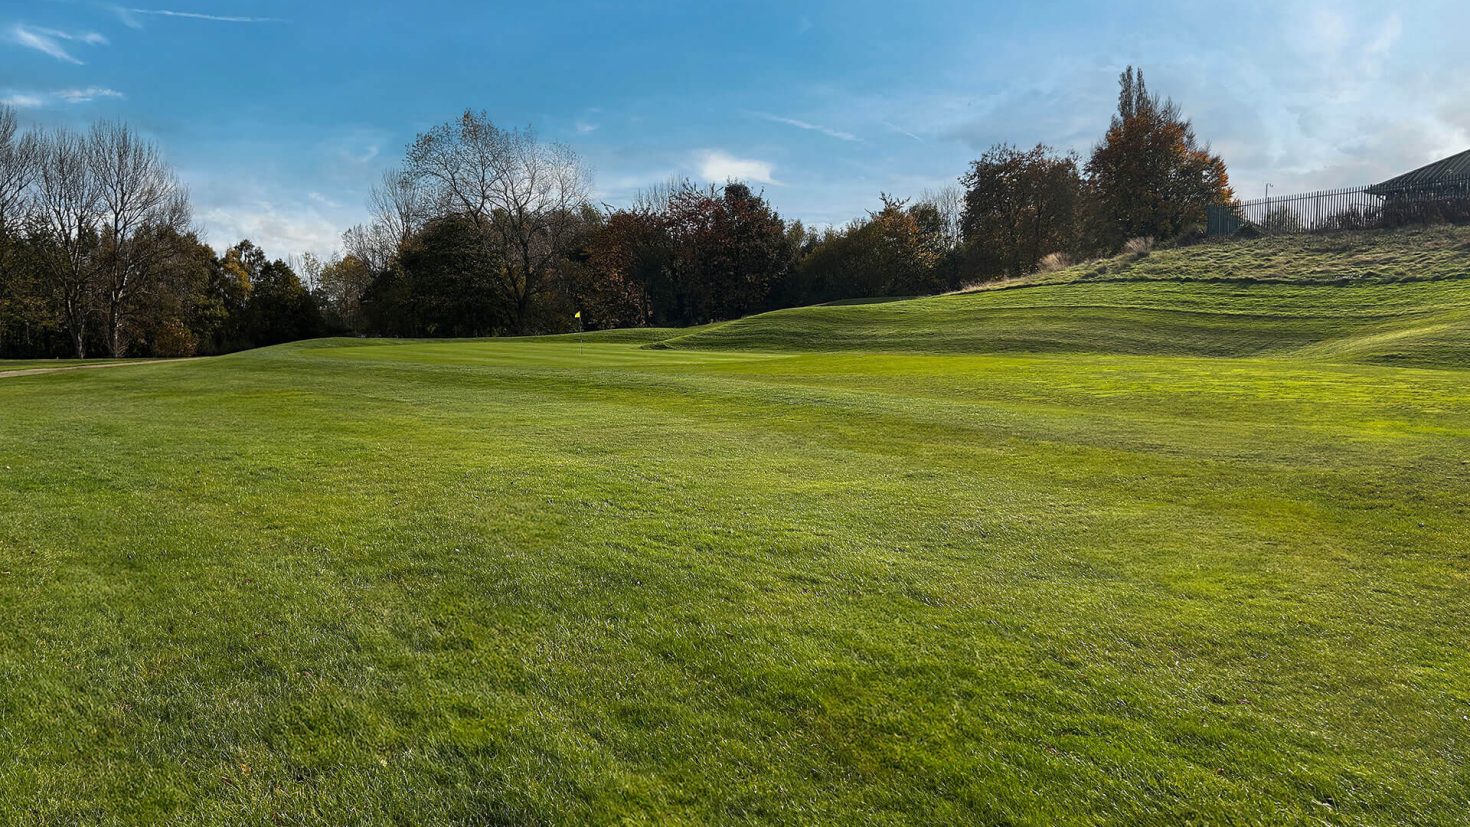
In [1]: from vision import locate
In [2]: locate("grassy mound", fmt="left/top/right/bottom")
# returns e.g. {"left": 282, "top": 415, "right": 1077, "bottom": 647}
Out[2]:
{"left": 660, "top": 226, "right": 1470, "bottom": 367}
{"left": 1020, "top": 225, "right": 1470, "bottom": 285}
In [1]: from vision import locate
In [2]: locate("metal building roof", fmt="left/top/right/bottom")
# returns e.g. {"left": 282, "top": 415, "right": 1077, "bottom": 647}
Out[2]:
{"left": 1367, "top": 148, "right": 1470, "bottom": 194}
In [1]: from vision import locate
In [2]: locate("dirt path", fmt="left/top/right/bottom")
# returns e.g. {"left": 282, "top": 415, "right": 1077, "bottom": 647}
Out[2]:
{"left": 0, "top": 358, "right": 192, "bottom": 380}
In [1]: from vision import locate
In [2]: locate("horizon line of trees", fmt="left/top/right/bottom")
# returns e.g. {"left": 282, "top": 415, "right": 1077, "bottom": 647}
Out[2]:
{"left": 0, "top": 66, "right": 1234, "bottom": 358}
{"left": 320, "top": 66, "right": 1230, "bottom": 340}
{"left": 0, "top": 107, "right": 327, "bottom": 359}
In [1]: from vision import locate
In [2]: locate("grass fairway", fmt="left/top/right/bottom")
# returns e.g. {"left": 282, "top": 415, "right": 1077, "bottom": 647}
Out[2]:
{"left": 3, "top": 235, "right": 1470, "bottom": 824}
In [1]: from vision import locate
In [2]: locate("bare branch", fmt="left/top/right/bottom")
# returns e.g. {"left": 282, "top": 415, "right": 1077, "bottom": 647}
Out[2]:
{"left": 88, "top": 120, "right": 191, "bottom": 356}
{"left": 399, "top": 111, "right": 592, "bottom": 332}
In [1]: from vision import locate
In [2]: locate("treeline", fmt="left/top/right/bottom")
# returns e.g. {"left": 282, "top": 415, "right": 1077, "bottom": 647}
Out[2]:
{"left": 328, "top": 65, "right": 1231, "bottom": 336}
{"left": 326, "top": 125, "right": 989, "bottom": 335}
{"left": 0, "top": 66, "right": 1233, "bottom": 357}
{"left": 0, "top": 108, "right": 323, "bottom": 359}
{"left": 955, "top": 66, "right": 1231, "bottom": 279}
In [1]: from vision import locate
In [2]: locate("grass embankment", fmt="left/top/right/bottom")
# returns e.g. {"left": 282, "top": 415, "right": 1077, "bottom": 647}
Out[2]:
{"left": 662, "top": 226, "right": 1470, "bottom": 366}
{"left": 1, "top": 227, "right": 1468, "bottom": 825}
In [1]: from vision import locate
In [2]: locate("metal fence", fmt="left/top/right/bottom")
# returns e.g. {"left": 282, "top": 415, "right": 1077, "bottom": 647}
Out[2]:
{"left": 1207, "top": 175, "right": 1470, "bottom": 236}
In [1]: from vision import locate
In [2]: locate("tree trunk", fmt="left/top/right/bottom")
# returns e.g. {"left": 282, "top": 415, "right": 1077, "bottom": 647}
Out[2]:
{"left": 106, "top": 306, "right": 118, "bottom": 358}
{"left": 106, "top": 295, "right": 125, "bottom": 358}
{"left": 65, "top": 288, "right": 87, "bottom": 358}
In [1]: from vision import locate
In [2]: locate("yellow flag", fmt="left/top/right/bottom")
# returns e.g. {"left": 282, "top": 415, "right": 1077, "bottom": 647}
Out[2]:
{"left": 574, "top": 311, "right": 582, "bottom": 320}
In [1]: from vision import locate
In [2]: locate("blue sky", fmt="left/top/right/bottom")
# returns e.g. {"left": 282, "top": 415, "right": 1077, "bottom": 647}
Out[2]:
{"left": 3, "top": 1, "right": 1467, "bottom": 258}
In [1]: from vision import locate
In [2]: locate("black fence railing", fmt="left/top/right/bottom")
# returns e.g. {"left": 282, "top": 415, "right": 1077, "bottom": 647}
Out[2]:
{"left": 1207, "top": 175, "right": 1470, "bottom": 236}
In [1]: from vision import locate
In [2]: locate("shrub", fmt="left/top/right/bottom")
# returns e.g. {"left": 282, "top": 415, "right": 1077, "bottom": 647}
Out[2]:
{"left": 151, "top": 319, "right": 199, "bottom": 357}
{"left": 1038, "top": 252, "right": 1072, "bottom": 272}
{"left": 1124, "top": 236, "right": 1155, "bottom": 256}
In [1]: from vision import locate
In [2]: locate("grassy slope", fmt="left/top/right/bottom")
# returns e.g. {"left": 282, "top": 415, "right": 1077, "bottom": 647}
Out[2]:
{"left": 662, "top": 226, "right": 1470, "bottom": 367}
{"left": 2, "top": 228, "right": 1469, "bottom": 825}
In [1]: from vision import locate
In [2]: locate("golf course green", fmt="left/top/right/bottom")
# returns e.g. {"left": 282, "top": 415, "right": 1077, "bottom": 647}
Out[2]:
{"left": 2, "top": 228, "right": 1468, "bottom": 824}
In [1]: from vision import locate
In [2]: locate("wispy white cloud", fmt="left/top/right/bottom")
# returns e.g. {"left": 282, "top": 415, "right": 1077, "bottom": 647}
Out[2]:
{"left": 754, "top": 112, "right": 859, "bottom": 142}
{"left": 200, "top": 199, "right": 344, "bottom": 260}
{"left": 1365, "top": 12, "right": 1402, "bottom": 63}
{"left": 124, "top": 8, "right": 287, "bottom": 24}
{"left": 57, "top": 87, "right": 126, "bottom": 103}
{"left": 10, "top": 24, "right": 108, "bottom": 64}
{"left": 575, "top": 120, "right": 600, "bottom": 134}
{"left": 1197, "top": 6, "right": 1458, "bottom": 194}
{"left": 0, "top": 94, "right": 45, "bottom": 109}
{"left": 323, "top": 131, "right": 384, "bottom": 166}
{"left": 696, "top": 150, "right": 779, "bottom": 185}
{"left": 1, "top": 87, "right": 125, "bottom": 107}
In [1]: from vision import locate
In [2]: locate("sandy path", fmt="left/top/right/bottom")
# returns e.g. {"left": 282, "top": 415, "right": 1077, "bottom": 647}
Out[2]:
{"left": 0, "top": 359, "right": 192, "bottom": 380}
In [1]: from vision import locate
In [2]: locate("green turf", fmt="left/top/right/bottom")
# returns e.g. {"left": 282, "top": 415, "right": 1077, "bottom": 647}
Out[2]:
{"left": 1028, "top": 225, "right": 1470, "bottom": 285}
{"left": 0, "top": 358, "right": 121, "bottom": 371}
{"left": 662, "top": 227, "right": 1470, "bottom": 367}
{"left": 2, "top": 228, "right": 1469, "bottom": 825}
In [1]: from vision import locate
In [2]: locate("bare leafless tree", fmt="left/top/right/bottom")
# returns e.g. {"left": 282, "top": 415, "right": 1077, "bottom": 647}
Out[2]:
{"left": 629, "top": 177, "right": 687, "bottom": 215}
{"left": 0, "top": 106, "right": 40, "bottom": 348}
{"left": 34, "top": 128, "right": 103, "bottom": 358}
{"left": 0, "top": 106, "right": 38, "bottom": 239}
{"left": 342, "top": 169, "right": 429, "bottom": 273}
{"left": 405, "top": 111, "right": 591, "bottom": 332}
{"left": 918, "top": 185, "right": 964, "bottom": 251}
{"left": 0, "top": 107, "right": 40, "bottom": 319}
{"left": 90, "top": 121, "right": 190, "bottom": 357}
{"left": 340, "top": 223, "right": 384, "bottom": 273}
{"left": 371, "top": 169, "right": 428, "bottom": 251}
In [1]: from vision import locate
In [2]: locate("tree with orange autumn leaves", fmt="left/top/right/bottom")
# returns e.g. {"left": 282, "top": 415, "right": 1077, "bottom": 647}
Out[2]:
{"left": 1085, "top": 66, "right": 1233, "bottom": 248}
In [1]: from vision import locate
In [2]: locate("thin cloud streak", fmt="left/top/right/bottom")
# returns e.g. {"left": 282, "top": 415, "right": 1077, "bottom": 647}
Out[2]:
{"left": 755, "top": 112, "right": 860, "bottom": 142}
{"left": 126, "top": 8, "right": 288, "bottom": 24}
{"left": 1, "top": 87, "right": 127, "bottom": 107}
{"left": 881, "top": 120, "right": 925, "bottom": 143}
{"left": 58, "top": 87, "right": 126, "bottom": 103}
{"left": 10, "top": 24, "right": 108, "bottom": 64}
